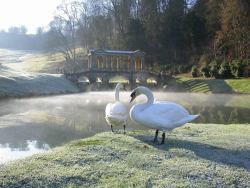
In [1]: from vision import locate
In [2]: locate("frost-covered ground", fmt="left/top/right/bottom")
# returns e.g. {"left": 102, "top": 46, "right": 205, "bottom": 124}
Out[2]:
{"left": 0, "top": 49, "right": 79, "bottom": 98}
{"left": 0, "top": 124, "right": 249, "bottom": 187}
{"left": 0, "top": 65, "right": 79, "bottom": 98}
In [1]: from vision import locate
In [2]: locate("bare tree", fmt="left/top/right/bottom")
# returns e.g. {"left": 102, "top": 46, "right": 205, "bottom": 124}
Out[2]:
{"left": 48, "top": 1, "right": 85, "bottom": 65}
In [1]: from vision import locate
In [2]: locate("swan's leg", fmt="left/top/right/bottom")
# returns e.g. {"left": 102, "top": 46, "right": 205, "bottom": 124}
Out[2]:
{"left": 153, "top": 129, "right": 159, "bottom": 142}
{"left": 123, "top": 125, "right": 126, "bottom": 134}
{"left": 161, "top": 132, "right": 166, "bottom": 145}
{"left": 110, "top": 125, "right": 114, "bottom": 132}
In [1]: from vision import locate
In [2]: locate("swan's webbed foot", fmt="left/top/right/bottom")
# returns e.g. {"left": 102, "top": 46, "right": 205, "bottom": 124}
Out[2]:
{"left": 160, "top": 132, "right": 165, "bottom": 145}
{"left": 153, "top": 129, "right": 159, "bottom": 143}
{"left": 110, "top": 125, "right": 114, "bottom": 133}
{"left": 123, "top": 125, "right": 126, "bottom": 134}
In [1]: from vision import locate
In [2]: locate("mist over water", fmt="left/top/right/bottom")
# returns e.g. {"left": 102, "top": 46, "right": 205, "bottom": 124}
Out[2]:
{"left": 0, "top": 91, "right": 249, "bottom": 164}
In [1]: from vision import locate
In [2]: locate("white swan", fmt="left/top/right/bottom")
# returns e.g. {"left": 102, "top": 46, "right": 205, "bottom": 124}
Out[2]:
{"left": 129, "top": 86, "right": 199, "bottom": 144}
{"left": 105, "top": 83, "right": 128, "bottom": 133}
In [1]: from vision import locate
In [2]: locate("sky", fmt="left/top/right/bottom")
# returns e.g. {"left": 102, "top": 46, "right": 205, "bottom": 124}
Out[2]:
{"left": 0, "top": 0, "right": 63, "bottom": 34}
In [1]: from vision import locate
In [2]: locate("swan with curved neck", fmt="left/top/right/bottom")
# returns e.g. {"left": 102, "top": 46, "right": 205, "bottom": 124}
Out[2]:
{"left": 105, "top": 83, "right": 128, "bottom": 133}
{"left": 115, "top": 83, "right": 121, "bottom": 101}
{"left": 130, "top": 86, "right": 199, "bottom": 144}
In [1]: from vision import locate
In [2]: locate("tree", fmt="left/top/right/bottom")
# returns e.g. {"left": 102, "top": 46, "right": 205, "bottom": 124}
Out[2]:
{"left": 36, "top": 27, "right": 44, "bottom": 36}
{"left": 48, "top": 1, "right": 84, "bottom": 64}
{"left": 8, "top": 27, "right": 21, "bottom": 34}
{"left": 126, "top": 18, "right": 147, "bottom": 50}
{"left": 193, "top": 0, "right": 221, "bottom": 39}
{"left": 20, "top": 25, "right": 28, "bottom": 34}
{"left": 106, "top": 0, "right": 133, "bottom": 48}
{"left": 161, "top": 0, "right": 188, "bottom": 64}
{"left": 215, "top": 0, "right": 250, "bottom": 60}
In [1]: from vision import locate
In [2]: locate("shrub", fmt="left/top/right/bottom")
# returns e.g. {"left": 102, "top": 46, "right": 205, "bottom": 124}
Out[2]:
{"left": 219, "top": 60, "right": 233, "bottom": 79}
{"left": 178, "top": 64, "right": 192, "bottom": 73}
{"left": 191, "top": 65, "right": 199, "bottom": 77}
{"left": 201, "top": 66, "right": 210, "bottom": 78}
{"left": 198, "top": 54, "right": 210, "bottom": 66}
{"left": 242, "top": 59, "right": 250, "bottom": 77}
{"left": 209, "top": 60, "right": 220, "bottom": 78}
{"left": 230, "top": 59, "right": 248, "bottom": 78}
{"left": 178, "top": 65, "right": 184, "bottom": 73}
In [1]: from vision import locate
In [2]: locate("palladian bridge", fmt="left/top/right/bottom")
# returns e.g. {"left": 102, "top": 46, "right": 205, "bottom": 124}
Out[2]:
{"left": 65, "top": 49, "right": 169, "bottom": 88}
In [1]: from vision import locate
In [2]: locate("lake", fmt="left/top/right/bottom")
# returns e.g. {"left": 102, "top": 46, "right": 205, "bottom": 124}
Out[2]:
{"left": 0, "top": 91, "right": 249, "bottom": 164}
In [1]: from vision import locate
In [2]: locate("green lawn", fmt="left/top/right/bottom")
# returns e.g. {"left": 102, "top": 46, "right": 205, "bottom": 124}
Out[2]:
{"left": 20, "top": 52, "right": 66, "bottom": 73}
{"left": 1, "top": 124, "right": 250, "bottom": 187}
{"left": 171, "top": 76, "right": 250, "bottom": 94}
{"left": 20, "top": 48, "right": 88, "bottom": 73}
{"left": 226, "top": 79, "right": 250, "bottom": 94}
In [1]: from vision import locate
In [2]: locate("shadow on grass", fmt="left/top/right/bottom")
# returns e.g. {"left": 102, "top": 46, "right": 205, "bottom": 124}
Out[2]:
{"left": 131, "top": 134, "right": 250, "bottom": 171}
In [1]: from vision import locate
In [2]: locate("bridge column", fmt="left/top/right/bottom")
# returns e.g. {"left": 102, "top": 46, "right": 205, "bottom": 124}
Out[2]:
{"left": 105, "top": 56, "right": 108, "bottom": 70}
{"left": 88, "top": 56, "right": 91, "bottom": 69}
{"left": 129, "top": 55, "right": 136, "bottom": 88}
{"left": 97, "top": 58, "right": 100, "bottom": 69}
{"left": 116, "top": 57, "right": 119, "bottom": 70}
{"left": 88, "top": 72, "right": 96, "bottom": 84}
{"left": 92, "top": 55, "right": 97, "bottom": 69}
{"left": 130, "top": 56, "right": 135, "bottom": 88}
{"left": 111, "top": 57, "right": 114, "bottom": 70}
{"left": 131, "top": 56, "right": 135, "bottom": 72}
{"left": 141, "top": 56, "right": 145, "bottom": 70}
{"left": 129, "top": 72, "right": 135, "bottom": 89}
{"left": 102, "top": 76, "right": 109, "bottom": 88}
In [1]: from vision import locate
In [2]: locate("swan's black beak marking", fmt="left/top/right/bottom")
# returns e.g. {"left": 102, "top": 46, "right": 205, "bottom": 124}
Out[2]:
{"left": 130, "top": 91, "right": 136, "bottom": 103}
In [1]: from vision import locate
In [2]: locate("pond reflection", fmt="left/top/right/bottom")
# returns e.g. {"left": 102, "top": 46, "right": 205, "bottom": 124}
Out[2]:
{"left": 0, "top": 140, "right": 49, "bottom": 164}
{"left": 0, "top": 92, "right": 249, "bottom": 163}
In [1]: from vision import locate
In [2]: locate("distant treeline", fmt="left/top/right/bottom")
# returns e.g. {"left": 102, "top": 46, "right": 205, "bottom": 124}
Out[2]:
{"left": 1, "top": 0, "right": 249, "bottom": 77}
{"left": 0, "top": 26, "right": 48, "bottom": 50}
{"left": 47, "top": 0, "right": 249, "bottom": 74}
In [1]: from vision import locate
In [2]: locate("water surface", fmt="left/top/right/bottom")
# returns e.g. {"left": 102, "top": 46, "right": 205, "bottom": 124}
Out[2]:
{"left": 0, "top": 92, "right": 249, "bottom": 164}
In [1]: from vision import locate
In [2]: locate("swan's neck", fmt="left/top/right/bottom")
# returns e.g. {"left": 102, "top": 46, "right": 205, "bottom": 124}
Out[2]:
{"left": 143, "top": 89, "right": 154, "bottom": 106}
{"left": 115, "top": 86, "right": 120, "bottom": 101}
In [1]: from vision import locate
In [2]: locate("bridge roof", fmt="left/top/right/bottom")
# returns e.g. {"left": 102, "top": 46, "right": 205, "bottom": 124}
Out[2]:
{"left": 88, "top": 49, "right": 145, "bottom": 56}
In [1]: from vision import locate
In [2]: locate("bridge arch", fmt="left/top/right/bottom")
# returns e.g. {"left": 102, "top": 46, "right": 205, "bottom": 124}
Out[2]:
{"left": 78, "top": 76, "right": 90, "bottom": 83}
{"left": 109, "top": 75, "right": 129, "bottom": 84}
{"left": 146, "top": 77, "right": 158, "bottom": 85}
{"left": 96, "top": 77, "right": 102, "bottom": 83}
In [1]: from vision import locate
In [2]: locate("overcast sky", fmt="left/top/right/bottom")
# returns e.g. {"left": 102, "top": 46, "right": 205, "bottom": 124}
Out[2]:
{"left": 0, "top": 0, "right": 63, "bottom": 34}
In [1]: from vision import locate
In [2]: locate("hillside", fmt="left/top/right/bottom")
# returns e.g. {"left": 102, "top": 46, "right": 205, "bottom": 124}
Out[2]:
{"left": 0, "top": 64, "right": 79, "bottom": 98}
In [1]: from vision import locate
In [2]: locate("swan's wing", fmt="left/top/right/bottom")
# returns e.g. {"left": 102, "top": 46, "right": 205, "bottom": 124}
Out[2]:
{"left": 143, "top": 102, "right": 189, "bottom": 123}
{"left": 105, "top": 102, "right": 128, "bottom": 119}
{"left": 112, "top": 102, "right": 128, "bottom": 115}
{"left": 105, "top": 103, "right": 113, "bottom": 117}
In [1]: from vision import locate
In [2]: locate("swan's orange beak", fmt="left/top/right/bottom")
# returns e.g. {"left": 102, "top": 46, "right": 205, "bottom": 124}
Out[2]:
{"left": 130, "top": 95, "right": 136, "bottom": 103}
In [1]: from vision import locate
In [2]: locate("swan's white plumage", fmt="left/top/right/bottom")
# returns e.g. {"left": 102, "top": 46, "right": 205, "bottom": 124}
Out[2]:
{"left": 130, "top": 87, "right": 199, "bottom": 131}
{"left": 105, "top": 101, "right": 128, "bottom": 126}
{"left": 105, "top": 84, "right": 128, "bottom": 127}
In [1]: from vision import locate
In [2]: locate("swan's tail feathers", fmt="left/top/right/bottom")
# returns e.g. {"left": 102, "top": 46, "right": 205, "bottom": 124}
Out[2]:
{"left": 175, "top": 114, "right": 199, "bottom": 127}
{"left": 188, "top": 114, "right": 199, "bottom": 122}
{"left": 105, "top": 115, "right": 127, "bottom": 126}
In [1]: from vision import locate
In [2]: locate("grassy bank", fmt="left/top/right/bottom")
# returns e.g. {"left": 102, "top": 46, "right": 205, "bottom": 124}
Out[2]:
{"left": 0, "top": 65, "right": 79, "bottom": 98}
{"left": 168, "top": 76, "right": 250, "bottom": 94}
{"left": 19, "top": 52, "right": 66, "bottom": 73}
{"left": 1, "top": 124, "right": 250, "bottom": 187}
